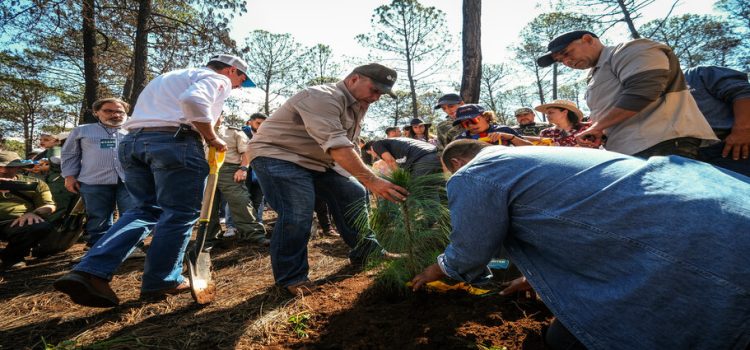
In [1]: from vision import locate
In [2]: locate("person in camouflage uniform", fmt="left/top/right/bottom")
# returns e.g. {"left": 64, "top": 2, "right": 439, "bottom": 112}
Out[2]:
{"left": 0, "top": 151, "right": 56, "bottom": 270}
{"left": 511, "top": 107, "right": 550, "bottom": 137}
{"left": 434, "top": 93, "right": 466, "bottom": 154}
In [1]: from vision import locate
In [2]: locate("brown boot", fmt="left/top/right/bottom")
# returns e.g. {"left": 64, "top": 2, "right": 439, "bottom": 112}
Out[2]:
{"left": 53, "top": 271, "right": 119, "bottom": 308}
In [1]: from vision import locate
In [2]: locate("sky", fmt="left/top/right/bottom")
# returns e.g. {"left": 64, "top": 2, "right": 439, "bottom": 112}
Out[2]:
{"left": 227, "top": 0, "right": 719, "bottom": 124}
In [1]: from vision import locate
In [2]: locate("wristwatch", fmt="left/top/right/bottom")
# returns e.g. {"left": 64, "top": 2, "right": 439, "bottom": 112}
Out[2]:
{"left": 239, "top": 166, "right": 249, "bottom": 172}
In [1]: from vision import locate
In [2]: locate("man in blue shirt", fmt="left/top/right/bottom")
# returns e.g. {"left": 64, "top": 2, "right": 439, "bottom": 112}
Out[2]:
{"left": 685, "top": 65, "right": 750, "bottom": 177}
{"left": 411, "top": 140, "right": 750, "bottom": 350}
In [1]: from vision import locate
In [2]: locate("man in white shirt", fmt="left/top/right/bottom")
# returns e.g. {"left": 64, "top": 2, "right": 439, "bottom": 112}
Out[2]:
{"left": 54, "top": 54, "right": 255, "bottom": 307}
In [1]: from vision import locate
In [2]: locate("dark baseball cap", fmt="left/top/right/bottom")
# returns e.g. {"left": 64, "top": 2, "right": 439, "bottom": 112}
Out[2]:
{"left": 433, "top": 93, "right": 463, "bottom": 109}
{"left": 352, "top": 63, "right": 398, "bottom": 98}
{"left": 536, "top": 30, "right": 598, "bottom": 68}
{"left": 453, "top": 104, "right": 486, "bottom": 126}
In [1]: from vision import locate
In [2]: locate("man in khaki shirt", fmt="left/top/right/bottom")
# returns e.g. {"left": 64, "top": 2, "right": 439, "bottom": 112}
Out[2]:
{"left": 248, "top": 63, "right": 408, "bottom": 295}
{"left": 207, "top": 117, "right": 267, "bottom": 245}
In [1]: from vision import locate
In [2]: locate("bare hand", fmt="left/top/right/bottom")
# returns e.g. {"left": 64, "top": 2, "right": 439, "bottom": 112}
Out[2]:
{"left": 499, "top": 276, "right": 531, "bottom": 296}
{"left": 234, "top": 169, "right": 247, "bottom": 183}
{"left": 365, "top": 177, "right": 408, "bottom": 203}
{"left": 487, "top": 132, "right": 506, "bottom": 144}
{"left": 208, "top": 138, "right": 228, "bottom": 152}
{"left": 576, "top": 127, "right": 604, "bottom": 148}
{"left": 64, "top": 176, "right": 80, "bottom": 194}
{"left": 11, "top": 212, "right": 44, "bottom": 228}
{"left": 410, "top": 263, "right": 446, "bottom": 291}
{"left": 722, "top": 127, "right": 750, "bottom": 160}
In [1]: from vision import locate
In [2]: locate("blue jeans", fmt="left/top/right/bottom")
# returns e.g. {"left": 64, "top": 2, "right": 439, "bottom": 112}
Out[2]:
{"left": 251, "top": 157, "right": 379, "bottom": 287}
{"left": 74, "top": 131, "right": 208, "bottom": 292}
{"left": 699, "top": 141, "right": 750, "bottom": 177}
{"left": 79, "top": 181, "right": 136, "bottom": 246}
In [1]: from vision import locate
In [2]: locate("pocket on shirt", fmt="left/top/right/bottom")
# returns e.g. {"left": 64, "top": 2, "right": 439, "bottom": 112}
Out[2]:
{"left": 144, "top": 142, "right": 187, "bottom": 170}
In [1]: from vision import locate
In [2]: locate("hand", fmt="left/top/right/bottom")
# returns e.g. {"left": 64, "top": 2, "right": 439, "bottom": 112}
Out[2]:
{"left": 576, "top": 127, "right": 604, "bottom": 148}
{"left": 364, "top": 176, "right": 408, "bottom": 203}
{"left": 499, "top": 276, "right": 531, "bottom": 296}
{"left": 487, "top": 132, "right": 506, "bottom": 144}
{"left": 234, "top": 169, "right": 248, "bottom": 183}
{"left": 64, "top": 176, "right": 80, "bottom": 194}
{"left": 208, "top": 137, "right": 228, "bottom": 152}
{"left": 11, "top": 212, "right": 44, "bottom": 228}
{"left": 722, "top": 127, "right": 750, "bottom": 160}
{"left": 410, "top": 263, "right": 446, "bottom": 291}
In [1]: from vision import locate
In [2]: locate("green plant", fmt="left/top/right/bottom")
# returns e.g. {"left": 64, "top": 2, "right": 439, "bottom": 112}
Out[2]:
{"left": 355, "top": 168, "right": 450, "bottom": 293}
{"left": 288, "top": 312, "right": 311, "bottom": 338}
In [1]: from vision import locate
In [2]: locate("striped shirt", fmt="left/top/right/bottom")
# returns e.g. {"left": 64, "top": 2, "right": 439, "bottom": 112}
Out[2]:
{"left": 61, "top": 123, "right": 127, "bottom": 185}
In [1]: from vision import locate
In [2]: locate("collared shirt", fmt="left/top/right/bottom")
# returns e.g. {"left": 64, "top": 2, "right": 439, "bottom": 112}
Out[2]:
{"left": 685, "top": 65, "right": 750, "bottom": 131}
{"left": 0, "top": 175, "right": 55, "bottom": 221}
{"left": 247, "top": 81, "right": 366, "bottom": 172}
{"left": 585, "top": 39, "right": 717, "bottom": 155}
{"left": 215, "top": 125, "right": 249, "bottom": 164}
{"left": 125, "top": 67, "right": 231, "bottom": 130}
{"left": 439, "top": 146, "right": 750, "bottom": 350}
{"left": 61, "top": 123, "right": 126, "bottom": 184}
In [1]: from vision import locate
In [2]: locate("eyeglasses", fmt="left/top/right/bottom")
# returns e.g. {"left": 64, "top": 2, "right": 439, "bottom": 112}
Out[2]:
{"left": 101, "top": 109, "right": 126, "bottom": 115}
{"left": 460, "top": 116, "right": 482, "bottom": 128}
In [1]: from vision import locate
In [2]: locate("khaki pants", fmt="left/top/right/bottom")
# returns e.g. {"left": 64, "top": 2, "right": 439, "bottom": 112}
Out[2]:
{"left": 207, "top": 163, "right": 266, "bottom": 242}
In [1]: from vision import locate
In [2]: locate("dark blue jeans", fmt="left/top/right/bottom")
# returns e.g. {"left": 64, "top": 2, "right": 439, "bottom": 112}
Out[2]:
{"left": 699, "top": 141, "right": 750, "bottom": 177}
{"left": 251, "top": 157, "right": 379, "bottom": 287}
{"left": 79, "top": 181, "right": 135, "bottom": 246}
{"left": 74, "top": 131, "right": 208, "bottom": 292}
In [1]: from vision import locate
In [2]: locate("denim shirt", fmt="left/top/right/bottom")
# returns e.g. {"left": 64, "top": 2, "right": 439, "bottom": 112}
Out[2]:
{"left": 439, "top": 146, "right": 750, "bottom": 349}
{"left": 685, "top": 65, "right": 750, "bottom": 131}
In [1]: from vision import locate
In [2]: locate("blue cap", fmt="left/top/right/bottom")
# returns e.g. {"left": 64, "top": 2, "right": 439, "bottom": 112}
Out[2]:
{"left": 241, "top": 76, "right": 256, "bottom": 88}
{"left": 453, "top": 104, "right": 485, "bottom": 126}
{"left": 536, "top": 30, "right": 598, "bottom": 68}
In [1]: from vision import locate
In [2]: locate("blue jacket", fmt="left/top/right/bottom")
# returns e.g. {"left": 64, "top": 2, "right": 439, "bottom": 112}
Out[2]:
{"left": 685, "top": 65, "right": 750, "bottom": 130}
{"left": 440, "top": 146, "right": 750, "bottom": 349}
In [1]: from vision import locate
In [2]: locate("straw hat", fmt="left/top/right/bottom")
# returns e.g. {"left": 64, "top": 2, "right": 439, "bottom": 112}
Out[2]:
{"left": 534, "top": 100, "right": 584, "bottom": 121}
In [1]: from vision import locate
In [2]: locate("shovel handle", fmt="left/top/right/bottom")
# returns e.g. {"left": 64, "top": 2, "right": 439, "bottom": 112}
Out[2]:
{"left": 195, "top": 147, "right": 225, "bottom": 253}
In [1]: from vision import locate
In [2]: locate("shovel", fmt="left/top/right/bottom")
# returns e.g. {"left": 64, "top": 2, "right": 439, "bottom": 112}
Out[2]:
{"left": 187, "top": 146, "right": 225, "bottom": 304}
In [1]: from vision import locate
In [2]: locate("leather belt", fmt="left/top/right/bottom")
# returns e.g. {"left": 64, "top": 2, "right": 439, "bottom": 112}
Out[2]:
{"left": 136, "top": 126, "right": 201, "bottom": 138}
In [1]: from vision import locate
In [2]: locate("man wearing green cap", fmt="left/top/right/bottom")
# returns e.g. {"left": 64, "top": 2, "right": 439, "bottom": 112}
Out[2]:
{"left": 0, "top": 150, "right": 56, "bottom": 270}
{"left": 248, "top": 63, "right": 409, "bottom": 295}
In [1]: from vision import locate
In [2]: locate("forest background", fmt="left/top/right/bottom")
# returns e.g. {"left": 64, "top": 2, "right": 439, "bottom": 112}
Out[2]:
{"left": 1, "top": 0, "right": 747, "bottom": 155}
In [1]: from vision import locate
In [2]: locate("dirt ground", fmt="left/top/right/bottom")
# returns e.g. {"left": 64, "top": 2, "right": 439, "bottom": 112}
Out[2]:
{"left": 0, "top": 216, "right": 551, "bottom": 349}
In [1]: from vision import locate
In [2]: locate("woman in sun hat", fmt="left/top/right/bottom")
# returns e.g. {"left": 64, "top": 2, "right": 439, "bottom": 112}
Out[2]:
{"left": 407, "top": 118, "right": 436, "bottom": 145}
{"left": 534, "top": 100, "right": 593, "bottom": 147}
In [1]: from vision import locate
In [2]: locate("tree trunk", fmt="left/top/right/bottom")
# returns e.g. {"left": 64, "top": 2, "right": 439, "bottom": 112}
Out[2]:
{"left": 460, "top": 0, "right": 482, "bottom": 103}
{"left": 552, "top": 63, "right": 558, "bottom": 100}
{"left": 129, "top": 0, "right": 152, "bottom": 110}
{"left": 617, "top": 0, "right": 641, "bottom": 39}
{"left": 81, "top": 0, "right": 99, "bottom": 124}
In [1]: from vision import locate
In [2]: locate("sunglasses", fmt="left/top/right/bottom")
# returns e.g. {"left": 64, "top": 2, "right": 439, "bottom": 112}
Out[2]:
{"left": 460, "top": 116, "right": 482, "bottom": 128}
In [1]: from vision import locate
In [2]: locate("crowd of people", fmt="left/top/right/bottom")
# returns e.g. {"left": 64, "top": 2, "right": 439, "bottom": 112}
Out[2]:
{"left": 0, "top": 29, "right": 748, "bottom": 349}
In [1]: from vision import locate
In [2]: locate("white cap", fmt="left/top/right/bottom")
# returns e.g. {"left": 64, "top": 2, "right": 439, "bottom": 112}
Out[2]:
{"left": 208, "top": 54, "right": 256, "bottom": 87}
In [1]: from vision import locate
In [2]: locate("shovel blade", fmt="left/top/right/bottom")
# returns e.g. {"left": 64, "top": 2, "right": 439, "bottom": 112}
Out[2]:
{"left": 187, "top": 248, "right": 216, "bottom": 304}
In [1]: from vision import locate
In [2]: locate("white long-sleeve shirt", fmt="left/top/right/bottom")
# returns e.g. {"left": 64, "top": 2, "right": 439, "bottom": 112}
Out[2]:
{"left": 125, "top": 67, "right": 232, "bottom": 130}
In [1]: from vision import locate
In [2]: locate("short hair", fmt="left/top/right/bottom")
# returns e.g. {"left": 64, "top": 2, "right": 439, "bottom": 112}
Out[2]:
{"left": 249, "top": 112, "right": 267, "bottom": 121}
{"left": 206, "top": 61, "right": 232, "bottom": 71}
{"left": 441, "top": 139, "right": 490, "bottom": 172}
{"left": 385, "top": 126, "right": 400, "bottom": 134}
{"left": 92, "top": 97, "right": 130, "bottom": 112}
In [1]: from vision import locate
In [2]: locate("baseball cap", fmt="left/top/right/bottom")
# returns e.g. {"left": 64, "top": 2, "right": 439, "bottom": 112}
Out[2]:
{"left": 453, "top": 104, "right": 486, "bottom": 126}
{"left": 536, "top": 30, "right": 599, "bottom": 68}
{"left": 352, "top": 63, "right": 398, "bottom": 98}
{"left": 208, "top": 54, "right": 256, "bottom": 88}
{"left": 433, "top": 93, "right": 463, "bottom": 109}
{"left": 0, "top": 150, "right": 26, "bottom": 167}
{"left": 514, "top": 107, "right": 535, "bottom": 117}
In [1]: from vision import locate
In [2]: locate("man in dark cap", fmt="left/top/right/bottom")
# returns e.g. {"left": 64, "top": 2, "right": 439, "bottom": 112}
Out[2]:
{"left": 536, "top": 30, "right": 716, "bottom": 158}
{"left": 433, "top": 93, "right": 465, "bottom": 153}
{"left": 247, "top": 63, "right": 408, "bottom": 295}
{"left": 0, "top": 150, "right": 56, "bottom": 270}
{"left": 511, "top": 107, "right": 549, "bottom": 137}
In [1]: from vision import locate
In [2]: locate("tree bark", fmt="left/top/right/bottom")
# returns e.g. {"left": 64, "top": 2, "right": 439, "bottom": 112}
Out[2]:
{"left": 552, "top": 63, "right": 558, "bottom": 100}
{"left": 81, "top": 0, "right": 99, "bottom": 124}
{"left": 460, "top": 0, "right": 482, "bottom": 103}
{"left": 129, "top": 0, "right": 152, "bottom": 110}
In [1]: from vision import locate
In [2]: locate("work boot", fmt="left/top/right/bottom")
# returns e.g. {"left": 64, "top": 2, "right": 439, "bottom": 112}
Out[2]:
{"left": 53, "top": 271, "right": 119, "bottom": 308}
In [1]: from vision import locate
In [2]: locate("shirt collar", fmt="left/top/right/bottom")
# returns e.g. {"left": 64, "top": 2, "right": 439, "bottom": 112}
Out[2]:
{"left": 337, "top": 80, "right": 358, "bottom": 108}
